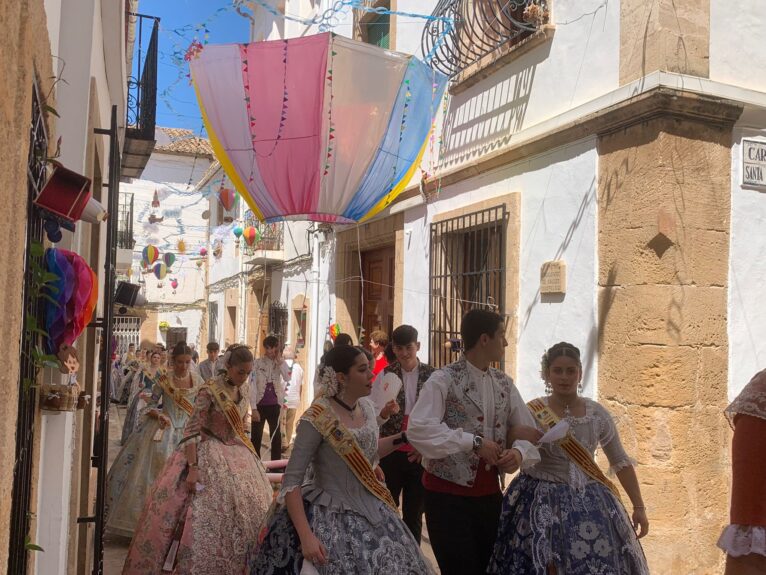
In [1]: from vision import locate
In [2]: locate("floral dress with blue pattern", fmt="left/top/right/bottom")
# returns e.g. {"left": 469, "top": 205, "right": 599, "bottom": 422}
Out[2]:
{"left": 488, "top": 398, "right": 649, "bottom": 575}
{"left": 248, "top": 398, "right": 434, "bottom": 575}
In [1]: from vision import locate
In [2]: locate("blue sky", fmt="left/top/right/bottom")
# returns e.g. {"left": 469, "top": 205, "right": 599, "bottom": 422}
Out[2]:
{"left": 136, "top": 0, "right": 250, "bottom": 131}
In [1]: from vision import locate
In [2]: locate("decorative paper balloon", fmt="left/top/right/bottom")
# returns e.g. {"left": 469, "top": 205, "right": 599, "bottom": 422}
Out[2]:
{"left": 329, "top": 323, "right": 341, "bottom": 341}
{"left": 199, "top": 247, "right": 208, "bottom": 257}
{"left": 196, "top": 259, "right": 204, "bottom": 268}
{"left": 219, "top": 188, "right": 236, "bottom": 211}
{"left": 232, "top": 225, "right": 243, "bottom": 240}
{"left": 170, "top": 278, "right": 179, "bottom": 289}
{"left": 190, "top": 33, "right": 447, "bottom": 223}
{"left": 177, "top": 239, "right": 186, "bottom": 254}
{"left": 152, "top": 189, "right": 160, "bottom": 208}
{"left": 126, "top": 267, "right": 133, "bottom": 279}
{"left": 153, "top": 262, "right": 167, "bottom": 280}
{"left": 142, "top": 245, "right": 159, "bottom": 265}
{"left": 242, "top": 226, "right": 258, "bottom": 247}
{"left": 163, "top": 252, "right": 176, "bottom": 268}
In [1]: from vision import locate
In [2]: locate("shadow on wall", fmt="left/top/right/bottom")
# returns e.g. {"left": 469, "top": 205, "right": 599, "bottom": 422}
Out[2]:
{"left": 440, "top": 39, "right": 553, "bottom": 169}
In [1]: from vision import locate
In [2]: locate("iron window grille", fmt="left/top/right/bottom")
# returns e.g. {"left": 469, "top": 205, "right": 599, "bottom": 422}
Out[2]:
{"left": 126, "top": 14, "right": 159, "bottom": 140}
{"left": 8, "top": 82, "right": 47, "bottom": 575}
{"left": 112, "top": 316, "right": 142, "bottom": 355}
{"left": 423, "top": 0, "right": 549, "bottom": 78}
{"left": 429, "top": 204, "right": 507, "bottom": 369}
{"left": 116, "top": 191, "right": 135, "bottom": 249}
{"left": 269, "top": 301, "right": 289, "bottom": 347}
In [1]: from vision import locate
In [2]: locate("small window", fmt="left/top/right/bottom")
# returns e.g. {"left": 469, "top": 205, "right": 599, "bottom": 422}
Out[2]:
{"left": 365, "top": 12, "right": 390, "bottom": 49}
{"left": 429, "top": 205, "right": 508, "bottom": 368}
{"left": 166, "top": 327, "right": 188, "bottom": 349}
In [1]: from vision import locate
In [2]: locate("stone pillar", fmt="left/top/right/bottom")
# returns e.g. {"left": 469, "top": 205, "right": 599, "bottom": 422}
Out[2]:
{"left": 620, "top": 0, "right": 710, "bottom": 84}
{"left": 598, "top": 115, "right": 735, "bottom": 573}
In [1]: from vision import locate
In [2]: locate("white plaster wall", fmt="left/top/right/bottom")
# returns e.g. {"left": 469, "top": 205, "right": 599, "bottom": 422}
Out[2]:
{"left": 710, "top": 0, "right": 766, "bottom": 93}
{"left": 727, "top": 116, "right": 766, "bottom": 400}
{"left": 439, "top": 0, "right": 618, "bottom": 172}
{"left": 403, "top": 139, "right": 599, "bottom": 401}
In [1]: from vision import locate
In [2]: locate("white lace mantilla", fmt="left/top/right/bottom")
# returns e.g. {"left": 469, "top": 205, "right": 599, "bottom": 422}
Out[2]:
{"left": 718, "top": 525, "right": 766, "bottom": 557}
{"left": 726, "top": 369, "right": 766, "bottom": 426}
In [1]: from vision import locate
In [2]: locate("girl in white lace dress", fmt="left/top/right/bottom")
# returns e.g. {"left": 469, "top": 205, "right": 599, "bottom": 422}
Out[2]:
{"left": 488, "top": 342, "right": 649, "bottom": 575}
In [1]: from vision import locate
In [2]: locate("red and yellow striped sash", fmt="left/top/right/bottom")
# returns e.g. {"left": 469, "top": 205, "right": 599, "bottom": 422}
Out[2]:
{"left": 303, "top": 401, "right": 396, "bottom": 510}
{"left": 157, "top": 374, "right": 195, "bottom": 416}
{"left": 527, "top": 399, "right": 622, "bottom": 501}
{"left": 207, "top": 381, "right": 257, "bottom": 455}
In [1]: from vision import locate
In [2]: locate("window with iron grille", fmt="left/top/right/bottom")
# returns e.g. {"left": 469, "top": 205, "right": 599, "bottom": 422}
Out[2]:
{"left": 269, "top": 301, "right": 289, "bottom": 347}
{"left": 113, "top": 316, "right": 142, "bottom": 355}
{"left": 429, "top": 205, "right": 507, "bottom": 369}
{"left": 243, "top": 210, "right": 284, "bottom": 253}
{"left": 166, "top": 327, "right": 188, "bottom": 350}
{"left": 208, "top": 302, "right": 219, "bottom": 344}
{"left": 117, "top": 191, "right": 135, "bottom": 249}
{"left": 9, "top": 83, "right": 47, "bottom": 575}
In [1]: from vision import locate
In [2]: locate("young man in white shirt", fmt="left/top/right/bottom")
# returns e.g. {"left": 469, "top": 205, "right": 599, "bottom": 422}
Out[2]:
{"left": 250, "top": 335, "right": 290, "bottom": 459}
{"left": 372, "top": 325, "right": 434, "bottom": 544}
{"left": 407, "top": 309, "right": 540, "bottom": 575}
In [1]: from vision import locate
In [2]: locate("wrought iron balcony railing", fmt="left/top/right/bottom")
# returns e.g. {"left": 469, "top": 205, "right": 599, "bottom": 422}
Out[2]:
{"left": 244, "top": 212, "right": 284, "bottom": 254}
{"left": 116, "top": 191, "right": 135, "bottom": 249}
{"left": 126, "top": 13, "right": 159, "bottom": 141}
{"left": 423, "top": 0, "right": 549, "bottom": 78}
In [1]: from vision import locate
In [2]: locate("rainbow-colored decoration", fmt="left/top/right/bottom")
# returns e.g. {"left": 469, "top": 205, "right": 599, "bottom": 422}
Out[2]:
{"left": 190, "top": 32, "right": 447, "bottom": 223}
{"left": 43, "top": 248, "right": 98, "bottom": 354}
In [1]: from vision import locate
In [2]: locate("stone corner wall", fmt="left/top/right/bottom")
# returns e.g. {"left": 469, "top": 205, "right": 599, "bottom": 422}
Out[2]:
{"left": 597, "top": 116, "right": 735, "bottom": 574}
{"left": 0, "top": 1, "right": 55, "bottom": 572}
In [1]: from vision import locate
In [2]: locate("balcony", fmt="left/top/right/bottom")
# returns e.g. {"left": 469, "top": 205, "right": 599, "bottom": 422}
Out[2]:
{"left": 243, "top": 218, "right": 285, "bottom": 265}
{"left": 423, "top": 0, "right": 550, "bottom": 88}
{"left": 122, "top": 13, "right": 159, "bottom": 180}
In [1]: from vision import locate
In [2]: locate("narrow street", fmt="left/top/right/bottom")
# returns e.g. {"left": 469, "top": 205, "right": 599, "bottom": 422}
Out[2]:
{"left": 101, "top": 405, "right": 439, "bottom": 573}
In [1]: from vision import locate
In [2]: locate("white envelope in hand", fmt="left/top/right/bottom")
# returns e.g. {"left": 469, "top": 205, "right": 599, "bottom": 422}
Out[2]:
{"left": 538, "top": 420, "right": 570, "bottom": 444}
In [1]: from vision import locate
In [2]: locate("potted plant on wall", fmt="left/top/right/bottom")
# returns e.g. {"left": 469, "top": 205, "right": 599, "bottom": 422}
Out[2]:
{"left": 159, "top": 320, "right": 170, "bottom": 332}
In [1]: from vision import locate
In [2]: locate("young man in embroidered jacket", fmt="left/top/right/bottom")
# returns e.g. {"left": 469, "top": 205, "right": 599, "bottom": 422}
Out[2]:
{"left": 407, "top": 309, "right": 540, "bottom": 575}
{"left": 372, "top": 325, "right": 435, "bottom": 544}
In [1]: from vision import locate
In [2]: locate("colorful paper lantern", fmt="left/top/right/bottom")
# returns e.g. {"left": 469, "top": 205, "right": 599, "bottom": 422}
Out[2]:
{"left": 242, "top": 226, "right": 258, "bottom": 247}
{"left": 219, "top": 188, "right": 236, "bottom": 211}
{"left": 199, "top": 247, "right": 208, "bottom": 257}
{"left": 190, "top": 33, "right": 447, "bottom": 223}
{"left": 170, "top": 278, "right": 179, "bottom": 289}
{"left": 177, "top": 239, "right": 186, "bottom": 254}
{"left": 153, "top": 262, "right": 167, "bottom": 280}
{"left": 163, "top": 252, "right": 176, "bottom": 268}
{"left": 142, "top": 245, "right": 159, "bottom": 265}
{"left": 152, "top": 189, "right": 160, "bottom": 208}
{"left": 232, "top": 225, "right": 243, "bottom": 239}
{"left": 329, "top": 323, "right": 341, "bottom": 341}
{"left": 196, "top": 259, "right": 204, "bottom": 268}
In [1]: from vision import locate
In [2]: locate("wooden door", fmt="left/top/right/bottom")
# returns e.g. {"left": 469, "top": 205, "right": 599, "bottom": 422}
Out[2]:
{"left": 360, "top": 247, "right": 395, "bottom": 344}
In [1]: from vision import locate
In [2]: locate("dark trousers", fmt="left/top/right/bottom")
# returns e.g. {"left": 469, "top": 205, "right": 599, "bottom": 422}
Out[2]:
{"left": 424, "top": 489, "right": 503, "bottom": 575}
{"left": 379, "top": 450, "right": 425, "bottom": 543}
{"left": 252, "top": 404, "right": 281, "bottom": 460}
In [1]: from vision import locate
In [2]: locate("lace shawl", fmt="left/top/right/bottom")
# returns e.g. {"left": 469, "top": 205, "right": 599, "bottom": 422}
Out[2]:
{"left": 726, "top": 369, "right": 766, "bottom": 427}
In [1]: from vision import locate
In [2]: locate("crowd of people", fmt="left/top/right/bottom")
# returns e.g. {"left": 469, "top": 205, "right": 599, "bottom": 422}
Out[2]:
{"left": 102, "top": 309, "right": 764, "bottom": 575}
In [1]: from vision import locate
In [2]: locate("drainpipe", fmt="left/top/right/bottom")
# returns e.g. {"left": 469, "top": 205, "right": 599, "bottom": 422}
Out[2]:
{"left": 307, "top": 226, "right": 321, "bottom": 400}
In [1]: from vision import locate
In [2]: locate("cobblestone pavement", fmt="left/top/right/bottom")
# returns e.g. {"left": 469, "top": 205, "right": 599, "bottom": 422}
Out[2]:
{"left": 102, "top": 405, "right": 438, "bottom": 573}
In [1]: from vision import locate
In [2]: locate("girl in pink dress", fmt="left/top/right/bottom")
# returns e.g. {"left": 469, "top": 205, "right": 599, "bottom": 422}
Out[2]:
{"left": 123, "top": 345, "right": 272, "bottom": 575}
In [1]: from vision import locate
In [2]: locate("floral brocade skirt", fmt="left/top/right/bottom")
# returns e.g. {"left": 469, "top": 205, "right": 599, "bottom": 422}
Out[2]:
{"left": 122, "top": 439, "right": 273, "bottom": 575}
{"left": 487, "top": 474, "right": 649, "bottom": 575}
{"left": 247, "top": 498, "right": 434, "bottom": 575}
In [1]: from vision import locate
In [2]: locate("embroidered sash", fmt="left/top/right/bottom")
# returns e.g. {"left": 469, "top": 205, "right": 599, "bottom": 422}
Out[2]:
{"left": 157, "top": 374, "right": 195, "bottom": 416}
{"left": 207, "top": 381, "right": 257, "bottom": 455}
{"left": 527, "top": 399, "right": 622, "bottom": 501}
{"left": 303, "top": 399, "right": 397, "bottom": 510}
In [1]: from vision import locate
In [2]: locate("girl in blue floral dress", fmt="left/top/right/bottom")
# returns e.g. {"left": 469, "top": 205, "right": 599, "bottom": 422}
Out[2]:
{"left": 488, "top": 342, "right": 650, "bottom": 575}
{"left": 248, "top": 345, "right": 433, "bottom": 575}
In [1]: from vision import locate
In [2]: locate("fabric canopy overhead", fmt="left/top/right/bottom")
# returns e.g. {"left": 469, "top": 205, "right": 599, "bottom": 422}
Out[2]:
{"left": 190, "top": 32, "right": 447, "bottom": 223}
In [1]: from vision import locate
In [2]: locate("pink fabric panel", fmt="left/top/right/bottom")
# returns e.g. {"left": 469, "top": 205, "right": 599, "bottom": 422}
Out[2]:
{"left": 242, "top": 34, "right": 328, "bottom": 217}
